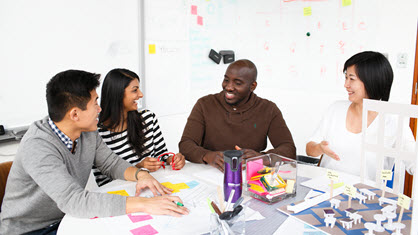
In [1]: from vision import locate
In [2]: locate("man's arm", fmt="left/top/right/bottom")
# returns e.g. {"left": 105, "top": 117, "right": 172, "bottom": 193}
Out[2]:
{"left": 265, "top": 105, "right": 297, "bottom": 159}
{"left": 178, "top": 100, "right": 211, "bottom": 163}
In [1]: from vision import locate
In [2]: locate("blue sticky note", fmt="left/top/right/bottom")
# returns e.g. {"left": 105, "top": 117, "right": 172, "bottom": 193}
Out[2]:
{"left": 186, "top": 180, "right": 200, "bottom": 189}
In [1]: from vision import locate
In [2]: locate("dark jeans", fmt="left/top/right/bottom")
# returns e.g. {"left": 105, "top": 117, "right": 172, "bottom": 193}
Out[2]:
{"left": 24, "top": 221, "right": 61, "bottom": 235}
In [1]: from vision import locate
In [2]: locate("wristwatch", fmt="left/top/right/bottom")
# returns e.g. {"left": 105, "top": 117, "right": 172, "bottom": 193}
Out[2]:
{"left": 135, "top": 167, "right": 150, "bottom": 180}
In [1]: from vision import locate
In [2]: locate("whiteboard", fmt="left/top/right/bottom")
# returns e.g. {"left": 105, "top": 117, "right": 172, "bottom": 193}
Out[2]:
{"left": 143, "top": 0, "right": 418, "bottom": 154}
{"left": 0, "top": 0, "right": 142, "bottom": 130}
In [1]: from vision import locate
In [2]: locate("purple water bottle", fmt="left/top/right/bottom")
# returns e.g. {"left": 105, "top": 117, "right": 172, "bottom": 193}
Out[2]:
{"left": 224, "top": 150, "right": 243, "bottom": 203}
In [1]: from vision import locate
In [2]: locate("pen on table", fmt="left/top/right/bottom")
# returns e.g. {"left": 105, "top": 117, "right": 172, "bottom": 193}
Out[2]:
{"left": 233, "top": 196, "right": 244, "bottom": 209}
{"left": 224, "top": 189, "right": 235, "bottom": 212}
{"left": 211, "top": 201, "right": 222, "bottom": 216}
{"left": 173, "top": 201, "right": 184, "bottom": 207}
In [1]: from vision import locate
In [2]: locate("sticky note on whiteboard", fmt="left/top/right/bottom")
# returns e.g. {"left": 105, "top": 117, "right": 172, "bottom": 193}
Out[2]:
{"left": 303, "top": 7, "right": 312, "bottom": 16}
{"left": 397, "top": 194, "right": 411, "bottom": 209}
{"left": 149, "top": 44, "right": 156, "bottom": 54}
{"left": 342, "top": 0, "right": 352, "bottom": 7}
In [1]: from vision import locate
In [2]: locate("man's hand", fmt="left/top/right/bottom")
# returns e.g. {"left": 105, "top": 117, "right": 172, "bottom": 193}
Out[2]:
{"left": 203, "top": 151, "right": 224, "bottom": 172}
{"left": 135, "top": 157, "right": 162, "bottom": 172}
{"left": 126, "top": 195, "right": 189, "bottom": 217}
{"left": 167, "top": 153, "right": 186, "bottom": 170}
{"left": 135, "top": 171, "right": 172, "bottom": 196}
{"left": 318, "top": 141, "right": 340, "bottom": 161}
{"left": 235, "top": 145, "right": 262, "bottom": 160}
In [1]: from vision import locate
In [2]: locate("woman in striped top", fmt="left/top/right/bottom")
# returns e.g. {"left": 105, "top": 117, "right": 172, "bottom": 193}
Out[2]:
{"left": 93, "top": 68, "right": 186, "bottom": 186}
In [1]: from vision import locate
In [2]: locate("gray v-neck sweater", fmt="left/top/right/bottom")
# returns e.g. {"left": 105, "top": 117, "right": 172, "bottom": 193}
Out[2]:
{"left": 0, "top": 117, "right": 131, "bottom": 234}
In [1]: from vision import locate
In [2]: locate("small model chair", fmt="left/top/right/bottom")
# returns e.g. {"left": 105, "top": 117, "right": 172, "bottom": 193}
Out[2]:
{"left": 0, "top": 161, "right": 13, "bottom": 212}
{"left": 360, "top": 99, "right": 418, "bottom": 234}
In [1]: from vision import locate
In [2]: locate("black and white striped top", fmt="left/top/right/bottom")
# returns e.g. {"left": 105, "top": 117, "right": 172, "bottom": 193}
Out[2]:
{"left": 93, "top": 109, "right": 168, "bottom": 186}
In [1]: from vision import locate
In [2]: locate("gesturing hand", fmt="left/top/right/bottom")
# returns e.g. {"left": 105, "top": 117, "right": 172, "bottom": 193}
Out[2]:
{"left": 203, "top": 151, "right": 224, "bottom": 172}
{"left": 135, "top": 171, "right": 172, "bottom": 196}
{"left": 319, "top": 141, "right": 340, "bottom": 161}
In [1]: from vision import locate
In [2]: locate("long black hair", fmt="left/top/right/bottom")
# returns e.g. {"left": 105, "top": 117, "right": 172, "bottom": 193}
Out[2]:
{"left": 344, "top": 51, "right": 393, "bottom": 101}
{"left": 99, "top": 68, "right": 145, "bottom": 156}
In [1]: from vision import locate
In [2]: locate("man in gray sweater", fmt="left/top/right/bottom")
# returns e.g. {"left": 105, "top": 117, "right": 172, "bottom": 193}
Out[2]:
{"left": 0, "top": 70, "right": 188, "bottom": 234}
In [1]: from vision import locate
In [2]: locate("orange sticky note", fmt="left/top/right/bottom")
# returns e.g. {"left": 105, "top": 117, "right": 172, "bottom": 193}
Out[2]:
{"left": 149, "top": 44, "right": 156, "bottom": 54}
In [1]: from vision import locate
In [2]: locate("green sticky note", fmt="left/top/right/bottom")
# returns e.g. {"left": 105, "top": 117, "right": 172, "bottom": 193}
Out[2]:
{"left": 328, "top": 182, "right": 344, "bottom": 189}
{"left": 342, "top": 0, "right": 352, "bottom": 7}
{"left": 207, "top": 198, "right": 215, "bottom": 213}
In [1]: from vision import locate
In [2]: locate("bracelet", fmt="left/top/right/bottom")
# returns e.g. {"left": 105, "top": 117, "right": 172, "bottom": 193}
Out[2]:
{"left": 135, "top": 168, "right": 149, "bottom": 180}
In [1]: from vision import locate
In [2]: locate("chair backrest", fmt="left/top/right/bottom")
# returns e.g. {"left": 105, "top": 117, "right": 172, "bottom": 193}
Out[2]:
{"left": 0, "top": 161, "right": 13, "bottom": 212}
{"left": 361, "top": 99, "right": 418, "bottom": 234}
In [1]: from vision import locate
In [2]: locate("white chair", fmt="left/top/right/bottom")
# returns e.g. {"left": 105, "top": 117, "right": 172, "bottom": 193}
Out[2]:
{"left": 360, "top": 99, "right": 418, "bottom": 235}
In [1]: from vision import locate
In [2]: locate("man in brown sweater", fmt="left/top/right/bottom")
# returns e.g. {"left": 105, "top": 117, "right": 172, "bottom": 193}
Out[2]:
{"left": 179, "top": 59, "right": 296, "bottom": 172}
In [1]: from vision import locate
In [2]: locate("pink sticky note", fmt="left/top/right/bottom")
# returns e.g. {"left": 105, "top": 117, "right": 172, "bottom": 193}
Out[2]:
{"left": 127, "top": 214, "right": 153, "bottom": 223}
{"left": 247, "top": 159, "right": 263, "bottom": 179}
{"left": 130, "top": 225, "right": 158, "bottom": 235}
{"left": 191, "top": 5, "right": 197, "bottom": 15}
{"left": 197, "top": 16, "right": 203, "bottom": 25}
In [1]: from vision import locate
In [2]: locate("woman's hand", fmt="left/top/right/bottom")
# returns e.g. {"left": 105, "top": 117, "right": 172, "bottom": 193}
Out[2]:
{"left": 135, "top": 171, "right": 172, "bottom": 196}
{"left": 126, "top": 195, "right": 189, "bottom": 217}
{"left": 167, "top": 153, "right": 186, "bottom": 170}
{"left": 318, "top": 141, "right": 340, "bottom": 161}
{"left": 135, "top": 157, "right": 162, "bottom": 172}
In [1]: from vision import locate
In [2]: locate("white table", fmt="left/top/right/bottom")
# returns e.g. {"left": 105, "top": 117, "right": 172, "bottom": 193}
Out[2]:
{"left": 57, "top": 163, "right": 329, "bottom": 235}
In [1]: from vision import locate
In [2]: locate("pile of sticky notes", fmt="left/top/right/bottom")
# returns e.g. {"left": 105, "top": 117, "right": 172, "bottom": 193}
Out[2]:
{"left": 247, "top": 165, "right": 287, "bottom": 197}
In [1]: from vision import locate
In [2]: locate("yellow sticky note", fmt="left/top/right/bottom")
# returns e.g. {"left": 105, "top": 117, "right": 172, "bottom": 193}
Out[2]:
{"left": 303, "top": 7, "right": 312, "bottom": 16}
{"left": 107, "top": 190, "right": 129, "bottom": 196}
{"left": 344, "top": 185, "right": 356, "bottom": 197}
{"left": 327, "top": 169, "right": 339, "bottom": 181}
{"left": 342, "top": 0, "right": 352, "bottom": 7}
{"left": 285, "top": 179, "right": 295, "bottom": 193}
{"left": 249, "top": 183, "right": 266, "bottom": 193}
{"left": 161, "top": 182, "right": 190, "bottom": 193}
{"left": 328, "top": 182, "right": 344, "bottom": 189}
{"left": 381, "top": 170, "right": 393, "bottom": 180}
{"left": 397, "top": 194, "right": 411, "bottom": 209}
{"left": 149, "top": 44, "right": 156, "bottom": 54}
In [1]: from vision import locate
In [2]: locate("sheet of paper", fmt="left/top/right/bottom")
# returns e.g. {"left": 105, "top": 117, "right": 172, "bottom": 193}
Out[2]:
{"left": 273, "top": 216, "right": 325, "bottom": 235}
{"left": 301, "top": 172, "right": 360, "bottom": 193}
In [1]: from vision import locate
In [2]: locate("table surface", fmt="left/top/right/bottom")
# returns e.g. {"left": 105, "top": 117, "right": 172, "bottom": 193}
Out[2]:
{"left": 57, "top": 163, "right": 327, "bottom": 235}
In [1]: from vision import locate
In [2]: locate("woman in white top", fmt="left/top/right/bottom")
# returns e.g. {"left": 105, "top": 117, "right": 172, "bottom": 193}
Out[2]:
{"left": 93, "top": 69, "right": 186, "bottom": 186}
{"left": 306, "top": 51, "right": 415, "bottom": 179}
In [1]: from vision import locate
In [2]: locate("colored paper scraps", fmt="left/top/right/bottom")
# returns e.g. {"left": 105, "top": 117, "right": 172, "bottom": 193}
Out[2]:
{"left": 303, "top": 7, "right": 312, "bottom": 16}
{"left": 342, "top": 0, "right": 352, "bottom": 7}
{"left": 191, "top": 5, "right": 197, "bottom": 15}
{"left": 197, "top": 16, "right": 203, "bottom": 26}
{"left": 148, "top": 44, "right": 156, "bottom": 54}
{"left": 327, "top": 182, "right": 344, "bottom": 189}
{"left": 128, "top": 214, "right": 153, "bottom": 223}
{"left": 107, "top": 190, "right": 129, "bottom": 196}
{"left": 185, "top": 180, "right": 200, "bottom": 189}
{"left": 130, "top": 224, "right": 158, "bottom": 235}
{"left": 161, "top": 182, "right": 190, "bottom": 193}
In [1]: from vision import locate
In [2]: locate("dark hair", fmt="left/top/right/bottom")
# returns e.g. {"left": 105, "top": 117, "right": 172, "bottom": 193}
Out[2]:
{"left": 99, "top": 68, "right": 145, "bottom": 156}
{"left": 228, "top": 59, "right": 258, "bottom": 82}
{"left": 46, "top": 70, "right": 100, "bottom": 122}
{"left": 344, "top": 51, "right": 393, "bottom": 101}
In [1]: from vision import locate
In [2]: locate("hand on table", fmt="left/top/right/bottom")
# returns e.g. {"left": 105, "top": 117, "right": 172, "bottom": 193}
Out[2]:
{"left": 167, "top": 153, "right": 186, "bottom": 170}
{"left": 235, "top": 145, "right": 262, "bottom": 160}
{"left": 127, "top": 195, "right": 189, "bottom": 217}
{"left": 318, "top": 141, "right": 340, "bottom": 161}
{"left": 135, "top": 157, "right": 162, "bottom": 172}
{"left": 203, "top": 151, "right": 224, "bottom": 172}
{"left": 135, "top": 171, "right": 172, "bottom": 196}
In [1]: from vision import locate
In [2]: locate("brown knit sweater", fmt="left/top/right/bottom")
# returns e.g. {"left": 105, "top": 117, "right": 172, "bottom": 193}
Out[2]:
{"left": 179, "top": 91, "right": 296, "bottom": 163}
